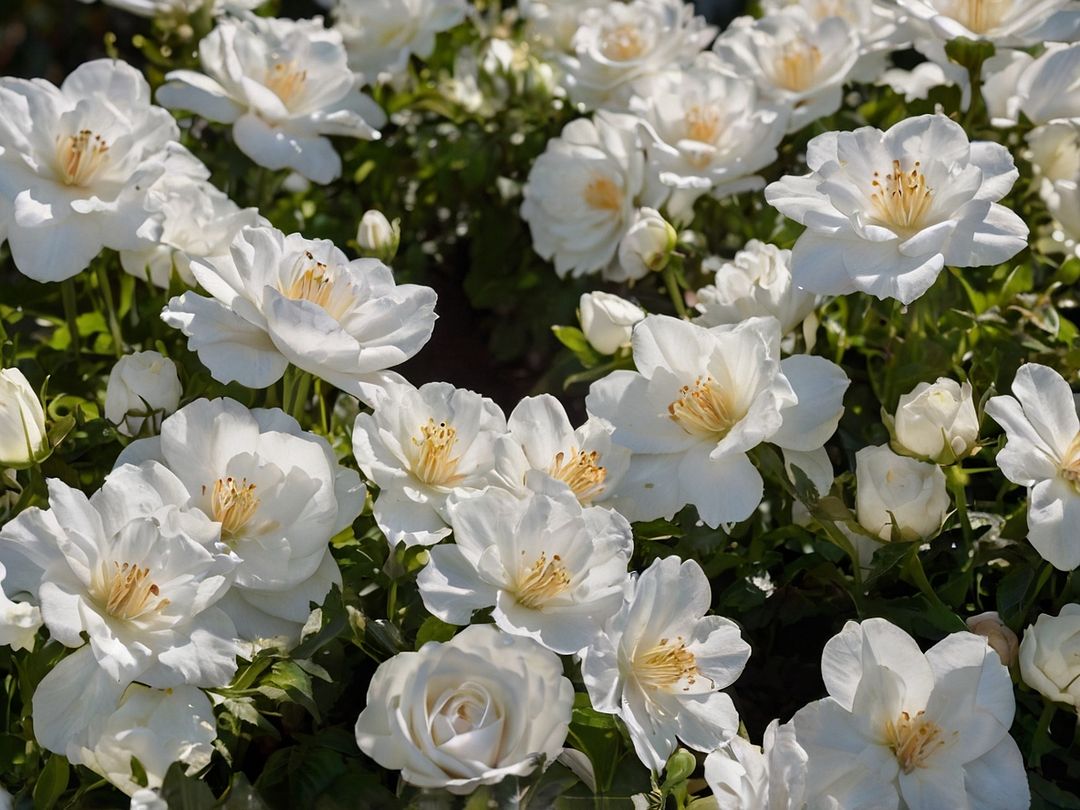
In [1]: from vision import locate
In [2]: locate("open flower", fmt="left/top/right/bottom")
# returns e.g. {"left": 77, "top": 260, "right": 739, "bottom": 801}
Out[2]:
{"left": 115, "top": 398, "right": 363, "bottom": 646}
{"left": 494, "top": 394, "right": 630, "bottom": 506}
{"left": 76, "top": 684, "right": 216, "bottom": 796}
{"left": 352, "top": 381, "right": 507, "bottom": 547}
{"left": 712, "top": 8, "right": 860, "bottom": 133}
{"left": 105, "top": 351, "right": 182, "bottom": 439}
{"left": 628, "top": 59, "right": 788, "bottom": 221}
{"left": 521, "top": 111, "right": 662, "bottom": 279}
{"left": 157, "top": 16, "right": 385, "bottom": 184}
{"left": 558, "top": 0, "right": 716, "bottom": 110}
{"left": 765, "top": 114, "right": 1028, "bottom": 305}
{"left": 1029, "top": 121, "right": 1080, "bottom": 256}
{"left": 0, "top": 368, "right": 47, "bottom": 468}
{"left": 418, "top": 486, "right": 632, "bottom": 654}
{"left": 985, "top": 363, "right": 1080, "bottom": 571}
{"left": 162, "top": 225, "right": 437, "bottom": 403}
{"left": 581, "top": 556, "right": 751, "bottom": 773}
{"left": 521, "top": 0, "right": 607, "bottom": 52}
{"left": 1019, "top": 604, "right": 1080, "bottom": 707}
{"left": 694, "top": 240, "right": 817, "bottom": 337}
{"left": 703, "top": 720, "right": 808, "bottom": 810}
{"left": 332, "top": 0, "right": 468, "bottom": 83}
{"left": 355, "top": 624, "right": 574, "bottom": 795}
{"left": 0, "top": 59, "right": 181, "bottom": 282}
{"left": 793, "top": 618, "right": 1029, "bottom": 810}
{"left": 0, "top": 467, "right": 240, "bottom": 693}
{"left": 78, "top": 0, "right": 262, "bottom": 18}
{"left": 586, "top": 315, "right": 848, "bottom": 528}
{"left": 898, "top": 0, "right": 1080, "bottom": 46}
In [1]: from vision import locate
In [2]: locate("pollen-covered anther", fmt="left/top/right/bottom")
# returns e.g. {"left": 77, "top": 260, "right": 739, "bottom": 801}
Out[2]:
{"left": 515, "top": 551, "right": 571, "bottom": 608}
{"left": 100, "top": 561, "right": 169, "bottom": 620}
{"left": 412, "top": 418, "right": 464, "bottom": 486}
{"left": 884, "top": 710, "right": 949, "bottom": 773}
{"left": 210, "top": 476, "right": 261, "bottom": 537}
{"left": 637, "top": 636, "right": 706, "bottom": 691}
{"left": 774, "top": 37, "right": 822, "bottom": 92}
{"left": 56, "top": 129, "right": 110, "bottom": 187}
{"left": 280, "top": 252, "right": 358, "bottom": 321}
{"left": 584, "top": 174, "right": 624, "bottom": 212}
{"left": 600, "top": 23, "right": 647, "bottom": 61}
{"left": 668, "top": 375, "right": 741, "bottom": 440}
{"left": 549, "top": 448, "right": 607, "bottom": 503}
{"left": 266, "top": 60, "right": 308, "bottom": 106}
{"left": 870, "top": 159, "right": 934, "bottom": 234}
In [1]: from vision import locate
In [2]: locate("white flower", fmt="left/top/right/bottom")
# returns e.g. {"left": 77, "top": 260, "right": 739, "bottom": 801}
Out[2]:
{"left": 612, "top": 207, "right": 677, "bottom": 282}
{"left": 332, "top": 0, "right": 467, "bottom": 83}
{"left": 0, "top": 560, "right": 41, "bottom": 651}
{"left": 985, "top": 363, "right": 1080, "bottom": 571}
{"left": 105, "top": 351, "right": 183, "bottom": 439}
{"left": 581, "top": 556, "right": 751, "bottom": 773}
{"left": 880, "top": 61, "right": 955, "bottom": 103}
{"left": 712, "top": 9, "right": 860, "bottom": 133}
{"left": 129, "top": 789, "right": 167, "bottom": 810}
{"left": 0, "top": 368, "right": 46, "bottom": 468}
{"left": 0, "top": 59, "right": 181, "bottom": 282}
{"left": 522, "top": 111, "right": 662, "bottom": 279}
{"left": 356, "top": 209, "right": 399, "bottom": 263}
{"left": 78, "top": 0, "right": 262, "bottom": 18}
{"left": 520, "top": 0, "right": 607, "bottom": 53}
{"left": 352, "top": 381, "right": 507, "bottom": 547}
{"left": 1019, "top": 604, "right": 1080, "bottom": 707}
{"left": 894, "top": 377, "right": 980, "bottom": 463}
{"left": 115, "top": 398, "right": 364, "bottom": 645}
{"left": 967, "top": 610, "right": 1019, "bottom": 667}
{"left": 558, "top": 0, "right": 716, "bottom": 110}
{"left": 855, "top": 444, "right": 949, "bottom": 540}
{"left": 162, "top": 225, "right": 437, "bottom": 403}
{"left": 694, "top": 240, "right": 817, "bottom": 336}
{"left": 898, "top": 0, "right": 1080, "bottom": 46}
{"left": 1029, "top": 121, "right": 1080, "bottom": 255}
{"left": 0, "top": 467, "right": 240, "bottom": 687}
{"left": 586, "top": 315, "right": 848, "bottom": 528}
{"left": 579, "top": 291, "right": 645, "bottom": 355}
{"left": 120, "top": 171, "right": 265, "bottom": 289}
{"left": 77, "top": 684, "right": 216, "bottom": 796}
{"left": 157, "top": 16, "right": 385, "bottom": 184}
{"left": 793, "top": 618, "right": 1029, "bottom": 810}
{"left": 629, "top": 61, "right": 788, "bottom": 222}
{"left": 355, "top": 624, "right": 574, "bottom": 795}
{"left": 765, "top": 114, "right": 1028, "bottom": 305}
{"left": 703, "top": 720, "right": 808, "bottom": 810}
{"left": 418, "top": 486, "right": 632, "bottom": 654}
{"left": 1014, "top": 44, "right": 1080, "bottom": 127}
{"left": 494, "top": 394, "right": 631, "bottom": 505}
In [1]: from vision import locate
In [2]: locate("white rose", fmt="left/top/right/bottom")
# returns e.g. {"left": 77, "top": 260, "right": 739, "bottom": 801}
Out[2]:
{"left": 129, "top": 790, "right": 167, "bottom": 810}
{"left": 612, "top": 208, "right": 678, "bottom": 282}
{"left": 354, "top": 625, "right": 574, "bottom": 794}
{"left": 894, "top": 378, "right": 979, "bottom": 463}
{"left": 1020, "top": 604, "right": 1080, "bottom": 707}
{"left": 967, "top": 610, "right": 1019, "bottom": 668}
{"left": 0, "top": 368, "right": 47, "bottom": 468}
{"left": 105, "top": 352, "right": 182, "bottom": 438}
{"left": 356, "top": 210, "right": 400, "bottom": 263}
{"left": 579, "top": 292, "right": 645, "bottom": 355}
{"left": 855, "top": 444, "right": 949, "bottom": 541}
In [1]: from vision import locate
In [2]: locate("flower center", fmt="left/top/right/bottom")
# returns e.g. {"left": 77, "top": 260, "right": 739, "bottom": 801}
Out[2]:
{"left": 884, "top": 710, "right": 948, "bottom": 773}
{"left": 773, "top": 37, "right": 822, "bottom": 92}
{"left": 685, "top": 104, "right": 723, "bottom": 145}
{"left": 266, "top": 60, "right": 308, "bottom": 106}
{"left": 98, "top": 561, "right": 169, "bottom": 621}
{"left": 411, "top": 418, "right": 464, "bottom": 487}
{"left": 1060, "top": 433, "right": 1080, "bottom": 492}
{"left": 55, "top": 129, "right": 110, "bottom": 186}
{"left": 870, "top": 160, "right": 934, "bottom": 235}
{"left": 280, "top": 252, "right": 358, "bottom": 321}
{"left": 548, "top": 448, "right": 607, "bottom": 503}
{"left": 948, "top": 0, "right": 1011, "bottom": 33}
{"left": 600, "top": 23, "right": 647, "bottom": 61}
{"left": 208, "top": 477, "right": 260, "bottom": 537}
{"left": 668, "top": 376, "right": 742, "bottom": 440}
{"left": 636, "top": 636, "right": 705, "bottom": 691}
{"left": 583, "top": 174, "right": 623, "bottom": 212}
{"left": 515, "top": 551, "right": 571, "bottom": 609}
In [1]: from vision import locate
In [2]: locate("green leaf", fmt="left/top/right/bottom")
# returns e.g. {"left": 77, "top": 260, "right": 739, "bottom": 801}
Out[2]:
{"left": 551, "top": 326, "right": 601, "bottom": 369}
{"left": 130, "top": 756, "right": 149, "bottom": 789}
{"left": 32, "top": 754, "right": 68, "bottom": 810}
{"left": 415, "top": 616, "right": 458, "bottom": 649}
{"left": 160, "top": 762, "right": 216, "bottom": 810}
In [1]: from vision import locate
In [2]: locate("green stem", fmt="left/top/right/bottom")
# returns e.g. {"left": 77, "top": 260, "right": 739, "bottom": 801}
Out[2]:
{"left": 947, "top": 465, "right": 973, "bottom": 550}
{"left": 1028, "top": 700, "right": 1056, "bottom": 768}
{"left": 662, "top": 263, "right": 689, "bottom": 319}
{"left": 61, "top": 279, "right": 80, "bottom": 357}
{"left": 281, "top": 366, "right": 313, "bottom": 421}
{"left": 905, "top": 551, "right": 958, "bottom": 624}
{"left": 96, "top": 265, "right": 124, "bottom": 357}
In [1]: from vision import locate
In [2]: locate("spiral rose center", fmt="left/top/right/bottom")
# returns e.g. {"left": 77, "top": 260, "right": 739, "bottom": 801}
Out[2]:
{"left": 208, "top": 476, "right": 261, "bottom": 537}
{"left": 600, "top": 23, "right": 647, "bottom": 61}
{"left": 884, "top": 710, "right": 948, "bottom": 773}
{"left": 412, "top": 418, "right": 464, "bottom": 487}
{"left": 266, "top": 60, "right": 308, "bottom": 106}
{"left": 515, "top": 551, "right": 571, "bottom": 608}
{"left": 97, "top": 561, "right": 169, "bottom": 621}
{"left": 56, "top": 129, "right": 110, "bottom": 187}
{"left": 774, "top": 37, "right": 822, "bottom": 92}
{"left": 549, "top": 448, "right": 607, "bottom": 503}
{"left": 668, "top": 375, "right": 742, "bottom": 440}
{"left": 870, "top": 160, "right": 934, "bottom": 235}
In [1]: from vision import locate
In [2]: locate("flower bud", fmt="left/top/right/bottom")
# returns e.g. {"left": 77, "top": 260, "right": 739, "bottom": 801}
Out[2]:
{"left": 855, "top": 445, "right": 949, "bottom": 541}
{"left": 0, "top": 368, "right": 46, "bottom": 468}
{"left": 579, "top": 292, "right": 645, "bottom": 355}
{"left": 105, "top": 351, "right": 182, "bottom": 438}
{"left": 1020, "top": 604, "right": 1080, "bottom": 707}
{"left": 894, "top": 378, "right": 979, "bottom": 463}
{"left": 357, "top": 210, "right": 401, "bottom": 263}
{"left": 614, "top": 208, "right": 678, "bottom": 281}
{"left": 967, "top": 611, "right": 1018, "bottom": 667}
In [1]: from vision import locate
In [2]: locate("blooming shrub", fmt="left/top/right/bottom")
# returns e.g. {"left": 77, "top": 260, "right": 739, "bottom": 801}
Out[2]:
{"left": 4, "top": 0, "right": 1080, "bottom": 807}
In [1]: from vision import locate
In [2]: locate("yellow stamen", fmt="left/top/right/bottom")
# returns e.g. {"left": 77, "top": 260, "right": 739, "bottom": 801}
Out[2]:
{"left": 208, "top": 477, "right": 260, "bottom": 537}
{"left": 265, "top": 60, "right": 307, "bottom": 106}
{"left": 584, "top": 174, "right": 623, "bottom": 212}
{"left": 99, "top": 561, "right": 169, "bottom": 620}
{"left": 774, "top": 37, "right": 822, "bottom": 92}
{"left": 280, "top": 252, "right": 358, "bottom": 321}
{"left": 600, "top": 23, "right": 647, "bottom": 61}
{"left": 412, "top": 418, "right": 464, "bottom": 487}
{"left": 549, "top": 448, "right": 607, "bottom": 503}
{"left": 636, "top": 636, "right": 706, "bottom": 691}
{"left": 870, "top": 160, "right": 934, "bottom": 235}
{"left": 884, "top": 710, "right": 948, "bottom": 773}
{"left": 668, "top": 376, "right": 742, "bottom": 440}
{"left": 55, "top": 129, "right": 110, "bottom": 186}
{"left": 515, "top": 551, "right": 571, "bottom": 608}
{"left": 685, "top": 104, "right": 723, "bottom": 145}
